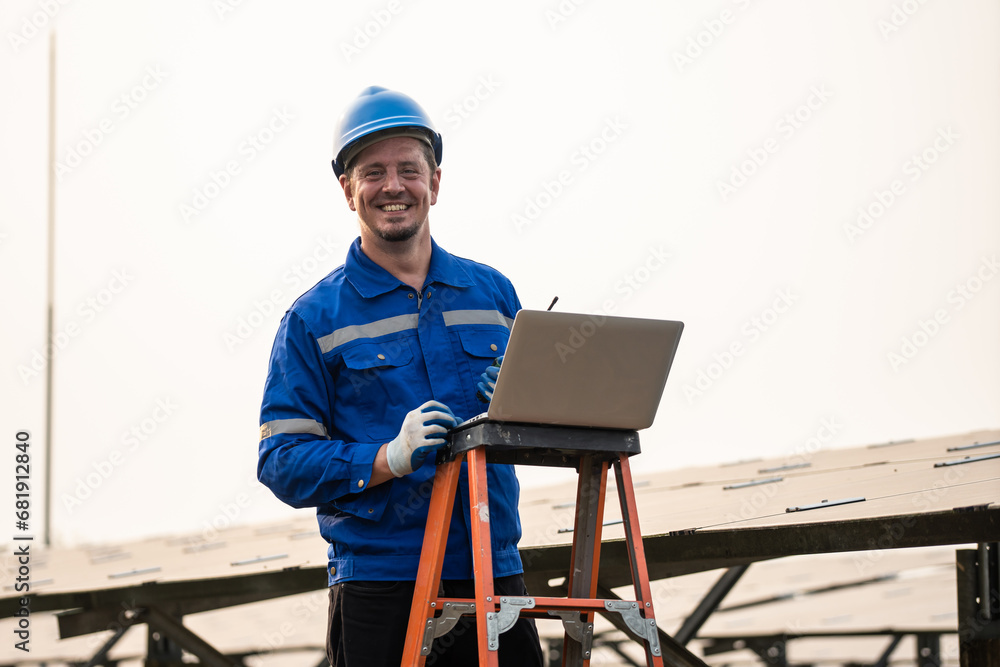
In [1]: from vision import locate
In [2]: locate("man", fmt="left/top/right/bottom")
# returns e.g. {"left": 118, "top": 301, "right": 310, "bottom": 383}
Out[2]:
{"left": 257, "top": 86, "right": 544, "bottom": 666}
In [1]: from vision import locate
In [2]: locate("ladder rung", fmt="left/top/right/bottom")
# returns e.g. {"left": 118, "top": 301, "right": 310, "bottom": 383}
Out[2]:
{"left": 434, "top": 596, "right": 646, "bottom": 613}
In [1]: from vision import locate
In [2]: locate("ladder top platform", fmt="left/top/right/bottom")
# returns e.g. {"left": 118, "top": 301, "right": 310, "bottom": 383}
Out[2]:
{"left": 442, "top": 421, "right": 641, "bottom": 466}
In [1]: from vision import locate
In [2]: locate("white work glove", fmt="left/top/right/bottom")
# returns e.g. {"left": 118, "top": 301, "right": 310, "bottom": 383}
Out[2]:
{"left": 385, "top": 400, "right": 459, "bottom": 477}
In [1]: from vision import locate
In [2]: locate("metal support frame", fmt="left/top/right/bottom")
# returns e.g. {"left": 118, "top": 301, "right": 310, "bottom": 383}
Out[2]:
{"left": 146, "top": 617, "right": 184, "bottom": 667}
{"left": 697, "top": 636, "right": 788, "bottom": 666}
{"left": 82, "top": 612, "right": 141, "bottom": 667}
{"left": 143, "top": 606, "right": 242, "bottom": 667}
{"left": 45, "top": 568, "right": 326, "bottom": 638}
{"left": 664, "top": 541, "right": 1000, "bottom": 667}
{"left": 520, "top": 507, "right": 1000, "bottom": 591}
{"left": 956, "top": 542, "right": 1000, "bottom": 667}
{"left": 75, "top": 604, "right": 244, "bottom": 667}
{"left": 745, "top": 636, "right": 788, "bottom": 667}
{"left": 703, "top": 630, "right": 976, "bottom": 667}
{"left": 673, "top": 564, "right": 750, "bottom": 646}
{"left": 872, "top": 633, "right": 904, "bottom": 667}
{"left": 914, "top": 633, "right": 941, "bottom": 667}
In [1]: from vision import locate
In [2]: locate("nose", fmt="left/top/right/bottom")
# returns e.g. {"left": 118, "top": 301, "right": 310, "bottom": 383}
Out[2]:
{"left": 382, "top": 168, "right": 404, "bottom": 194}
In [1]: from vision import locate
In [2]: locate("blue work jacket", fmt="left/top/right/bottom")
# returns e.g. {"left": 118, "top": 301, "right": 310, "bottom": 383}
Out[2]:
{"left": 258, "top": 237, "right": 524, "bottom": 584}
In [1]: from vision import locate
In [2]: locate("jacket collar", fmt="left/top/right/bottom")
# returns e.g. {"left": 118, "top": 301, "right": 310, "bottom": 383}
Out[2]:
{"left": 345, "top": 236, "right": 475, "bottom": 298}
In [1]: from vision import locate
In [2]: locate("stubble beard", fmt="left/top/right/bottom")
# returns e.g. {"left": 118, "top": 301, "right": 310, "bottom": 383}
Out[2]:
{"left": 366, "top": 216, "right": 422, "bottom": 243}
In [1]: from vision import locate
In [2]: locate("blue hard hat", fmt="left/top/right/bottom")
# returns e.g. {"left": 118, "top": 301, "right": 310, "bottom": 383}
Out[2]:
{"left": 331, "top": 86, "right": 443, "bottom": 177}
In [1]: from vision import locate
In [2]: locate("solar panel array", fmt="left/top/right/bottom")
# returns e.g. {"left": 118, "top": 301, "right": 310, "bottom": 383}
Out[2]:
{"left": 0, "top": 428, "right": 996, "bottom": 665}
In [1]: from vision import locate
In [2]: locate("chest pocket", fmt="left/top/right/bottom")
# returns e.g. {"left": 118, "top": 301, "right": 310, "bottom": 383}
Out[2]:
{"left": 457, "top": 329, "right": 508, "bottom": 360}
{"left": 453, "top": 328, "right": 510, "bottom": 417}
{"left": 339, "top": 340, "right": 416, "bottom": 441}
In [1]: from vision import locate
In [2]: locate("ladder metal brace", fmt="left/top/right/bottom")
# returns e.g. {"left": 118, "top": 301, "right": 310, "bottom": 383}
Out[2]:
{"left": 547, "top": 610, "right": 595, "bottom": 660}
{"left": 486, "top": 597, "right": 536, "bottom": 651}
{"left": 420, "top": 601, "right": 477, "bottom": 656}
{"left": 604, "top": 600, "right": 662, "bottom": 657}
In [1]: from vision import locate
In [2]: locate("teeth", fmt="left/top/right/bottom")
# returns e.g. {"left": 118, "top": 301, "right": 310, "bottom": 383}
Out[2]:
{"left": 381, "top": 204, "right": 408, "bottom": 211}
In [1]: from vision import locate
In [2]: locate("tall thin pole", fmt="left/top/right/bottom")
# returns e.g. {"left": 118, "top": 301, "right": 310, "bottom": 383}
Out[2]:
{"left": 44, "top": 29, "right": 56, "bottom": 547}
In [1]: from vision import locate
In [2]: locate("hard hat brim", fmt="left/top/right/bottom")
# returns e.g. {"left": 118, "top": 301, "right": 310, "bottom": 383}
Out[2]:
{"left": 339, "top": 127, "right": 435, "bottom": 175}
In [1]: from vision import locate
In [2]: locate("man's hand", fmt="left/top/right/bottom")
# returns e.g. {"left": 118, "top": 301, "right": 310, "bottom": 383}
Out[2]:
{"left": 385, "top": 400, "right": 459, "bottom": 477}
{"left": 476, "top": 356, "right": 503, "bottom": 403}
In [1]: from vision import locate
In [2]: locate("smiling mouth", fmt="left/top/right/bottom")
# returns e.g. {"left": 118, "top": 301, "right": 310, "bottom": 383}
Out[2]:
{"left": 380, "top": 204, "right": 409, "bottom": 212}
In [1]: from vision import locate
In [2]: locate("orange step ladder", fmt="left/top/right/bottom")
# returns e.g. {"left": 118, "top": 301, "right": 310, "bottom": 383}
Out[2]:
{"left": 401, "top": 422, "right": 665, "bottom": 666}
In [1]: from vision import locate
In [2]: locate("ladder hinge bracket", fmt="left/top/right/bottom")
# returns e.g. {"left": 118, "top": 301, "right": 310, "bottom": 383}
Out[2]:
{"left": 604, "top": 600, "right": 661, "bottom": 657}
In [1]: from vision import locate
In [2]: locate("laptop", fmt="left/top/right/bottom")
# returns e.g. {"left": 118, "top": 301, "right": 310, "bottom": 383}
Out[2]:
{"left": 456, "top": 310, "right": 684, "bottom": 431}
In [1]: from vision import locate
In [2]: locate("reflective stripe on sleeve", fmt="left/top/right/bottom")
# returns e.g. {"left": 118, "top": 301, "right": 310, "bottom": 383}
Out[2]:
{"left": 442, "top": 309, "right": 513, "bottom": 330}
{"left": 317, "top": 314, "right": 419, "bottom": 354}
{"left": 259, "top": 418, "right": 329, "bottom": 441}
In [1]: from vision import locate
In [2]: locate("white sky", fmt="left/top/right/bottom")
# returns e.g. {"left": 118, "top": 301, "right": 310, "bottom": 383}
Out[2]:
{"left": 1, "top": 0, "right": 998, "bottom": 548}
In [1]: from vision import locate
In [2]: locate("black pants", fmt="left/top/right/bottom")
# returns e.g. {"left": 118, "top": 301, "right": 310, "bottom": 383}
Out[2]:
{"left": 327, "top": 574, "right": 545, "bottom": 667}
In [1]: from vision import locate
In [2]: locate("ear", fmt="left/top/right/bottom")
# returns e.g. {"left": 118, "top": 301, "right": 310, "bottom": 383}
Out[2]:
{"left": 430, "top": 167, "right": 441, "bottom": 206}
{"left": 339, "top": 173, "right": 357, "bottom": 212}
